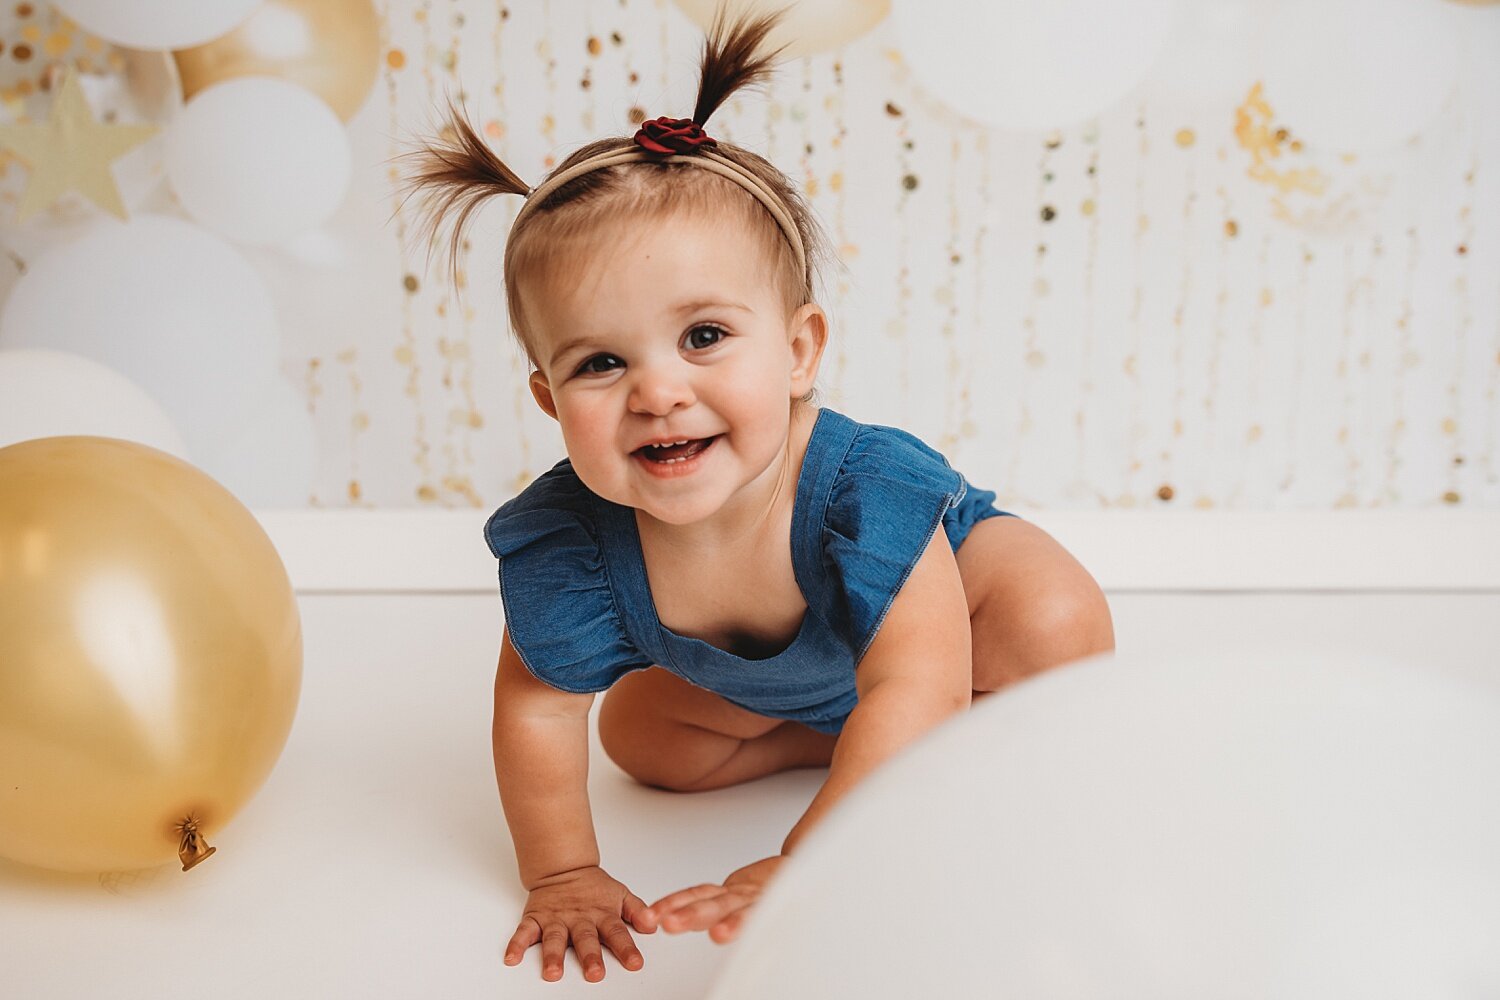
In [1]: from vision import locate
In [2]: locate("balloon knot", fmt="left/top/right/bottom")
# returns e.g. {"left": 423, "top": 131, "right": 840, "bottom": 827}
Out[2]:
{"left": 176, "top": 814, "right": 216, "bottom": 871}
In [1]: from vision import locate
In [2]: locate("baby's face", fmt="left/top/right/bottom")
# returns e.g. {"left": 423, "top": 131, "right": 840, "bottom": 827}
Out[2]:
{"left": 521, "top": 210, "right": 820, "bottom": 526}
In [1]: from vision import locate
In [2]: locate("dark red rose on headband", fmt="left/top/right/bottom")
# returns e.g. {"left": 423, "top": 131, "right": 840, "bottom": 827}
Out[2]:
{"left": 633, "top": 116, "right": 717, "bottom": 155}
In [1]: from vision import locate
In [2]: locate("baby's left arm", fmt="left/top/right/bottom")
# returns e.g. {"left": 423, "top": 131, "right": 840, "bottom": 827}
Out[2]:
{"left": 780, "top": 530, "right": 973, "bottom": 855}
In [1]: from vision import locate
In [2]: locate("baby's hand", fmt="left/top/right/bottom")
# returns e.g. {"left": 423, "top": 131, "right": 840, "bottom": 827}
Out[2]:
{"left": 645, "top": 855, "right": 784, "bottom": 944}
{"left": 505, "top": 865, "right": 657, "bottom": 983}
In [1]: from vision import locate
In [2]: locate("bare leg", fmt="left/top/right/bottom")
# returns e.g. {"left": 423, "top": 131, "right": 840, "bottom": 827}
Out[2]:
{"left": 955, "top": 517, "right": 1116, "bottom": 699}
{"left": 599, "top": 666, "right": 838, "bottom": 792}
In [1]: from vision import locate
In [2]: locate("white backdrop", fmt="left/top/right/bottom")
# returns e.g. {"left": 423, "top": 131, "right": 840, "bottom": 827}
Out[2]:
{"left": 6, "top": 0, "right": 1499, "bottom": 512}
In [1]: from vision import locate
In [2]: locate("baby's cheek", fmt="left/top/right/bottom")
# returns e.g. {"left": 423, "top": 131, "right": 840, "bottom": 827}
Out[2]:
{"left": 557, "top": 403, "right": 611, "bottom": 451}
{"left": 563, "top": 442, "right": 611, "bottom": 485}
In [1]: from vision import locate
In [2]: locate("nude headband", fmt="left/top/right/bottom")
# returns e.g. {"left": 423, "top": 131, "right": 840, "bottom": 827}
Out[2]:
{"left": 510, "top": 116, "right": 808, "bottom": 283}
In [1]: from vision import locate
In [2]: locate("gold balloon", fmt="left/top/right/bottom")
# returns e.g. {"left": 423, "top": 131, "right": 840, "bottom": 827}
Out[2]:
{"left": 172, "top": 0, "right": 380, "bottom": 122}
{"left": 672, "top": 0, "right": 890, "bottom": 59}
{"left": 0, "top": 437, "right": 301, "bottom": 873}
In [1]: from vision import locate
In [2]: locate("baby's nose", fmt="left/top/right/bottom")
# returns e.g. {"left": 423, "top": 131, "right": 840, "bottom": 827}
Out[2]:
{"left": 627, "top": 363, "right": 695, "bottom": 414}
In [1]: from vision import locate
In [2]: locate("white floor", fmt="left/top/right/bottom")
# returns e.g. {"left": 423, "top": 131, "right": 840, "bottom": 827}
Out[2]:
{"left": 3, "top": 590, "right": 1498, "bottom": 999}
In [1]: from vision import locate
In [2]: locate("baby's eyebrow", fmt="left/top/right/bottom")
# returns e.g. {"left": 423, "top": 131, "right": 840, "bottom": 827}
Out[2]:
{"left": 549, "top": 337, "right": 603, "bottom": 366}
{"left": 669, "top": 297, "right": 752, "bottom": 315}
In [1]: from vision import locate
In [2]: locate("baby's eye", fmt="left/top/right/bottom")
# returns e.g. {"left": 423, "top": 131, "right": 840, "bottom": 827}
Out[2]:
{"left": 576, "top": 354, "right": 624, "bottom": 376}
{"left": 684, "top": 324, "right": 726, "bottom": 351}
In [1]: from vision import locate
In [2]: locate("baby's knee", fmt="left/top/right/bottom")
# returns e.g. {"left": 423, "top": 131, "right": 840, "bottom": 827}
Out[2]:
{"left": 599, "top": 719, "right": 676, "bottom": 790}
{"left": 1034, "top": 576, "right": 1114, "bottom": 660}
{"left": 598, "top": 689, "right": 718, "bottom": 792}
{"left": 597, "top": 690, "right": 663, "bottom": 784}
{"left": 971, "top": 574, "right": 1114, "bottom": 692}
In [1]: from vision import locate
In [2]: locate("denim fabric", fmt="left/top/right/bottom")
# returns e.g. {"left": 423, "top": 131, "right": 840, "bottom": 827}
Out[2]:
{"left": 484, "top": 407, "right": 1016, "bottom": 734}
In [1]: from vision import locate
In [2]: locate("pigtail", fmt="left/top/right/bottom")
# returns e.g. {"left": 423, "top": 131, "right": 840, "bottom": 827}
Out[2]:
{"left": 396, "top": 98, "right": 531, "bottom": 292}
{"left": 691, "top": 7, "right": 790, "bottom": 128}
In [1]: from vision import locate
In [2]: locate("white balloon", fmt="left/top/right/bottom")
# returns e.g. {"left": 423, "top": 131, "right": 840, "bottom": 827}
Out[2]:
{"left": 0, "top": 348, "right": 187, "bottom": 456}
{"left": 0, "top": 215, "right": 281, "bottom": 460}
{"left": 1146, "top": 0, "right": 1261, "bottom": 111}
{"left": 712, "top": 648, "right": 1500, "bottom": 999}
{"left": 1260, "top": 0, "right": 1461, "bottom": 153}
{"left": 196, "top": 374, "right": 318, "bottom": 508}
{"left": 50, "top": 0, "right": 261, "bottom": 50}
{"left": 243, "top": 232, "right": 368, "bottom": 357}
{"left": 891, "top": 0, "right": 1177, "bottom": 131}
{"left": 166, "top": 78, "right": 352, "bottom": 247}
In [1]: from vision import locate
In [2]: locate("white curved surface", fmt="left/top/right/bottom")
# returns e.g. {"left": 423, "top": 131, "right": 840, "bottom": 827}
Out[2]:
{"left": 3, "top": 590, "right": 1499, "bottom": 997}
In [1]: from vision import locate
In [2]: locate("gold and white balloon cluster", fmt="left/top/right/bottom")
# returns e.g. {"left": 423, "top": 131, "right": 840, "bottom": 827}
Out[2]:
{"left": 0, "top": 0, "right": 380, "bottom": 505}
{"left": 0, "top": 2, "right": 360, "bottom": 876}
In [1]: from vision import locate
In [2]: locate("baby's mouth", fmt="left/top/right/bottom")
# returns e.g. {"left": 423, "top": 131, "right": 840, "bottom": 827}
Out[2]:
{"left": 635, "top": 436, "right": 718, "bottom": 463}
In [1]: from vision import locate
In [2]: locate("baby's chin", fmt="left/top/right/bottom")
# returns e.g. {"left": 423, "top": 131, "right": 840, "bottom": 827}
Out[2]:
{"left": 624, "top": 494, "right": 728, "bottom": 528}
{"left": 567, "top": 468, "right": 720, "bottom": 526}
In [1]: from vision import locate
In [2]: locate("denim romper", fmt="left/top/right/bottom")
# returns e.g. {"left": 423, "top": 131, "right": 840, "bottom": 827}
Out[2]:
{"left": 484, "top": 407, "right": 1016, "bottom": 735}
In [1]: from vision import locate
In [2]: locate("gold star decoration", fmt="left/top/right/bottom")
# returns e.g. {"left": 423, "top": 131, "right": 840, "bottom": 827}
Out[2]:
{"left": 0, "top": 69, "right": 160, "bottom": 224}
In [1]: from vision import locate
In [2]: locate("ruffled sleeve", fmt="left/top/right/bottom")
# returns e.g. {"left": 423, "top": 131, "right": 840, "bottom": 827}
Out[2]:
{"left": 483, "top": 460, "right": 651, "bottom": 693}
{"left": 821, "top": 424, "right": 967, "bottom": 662}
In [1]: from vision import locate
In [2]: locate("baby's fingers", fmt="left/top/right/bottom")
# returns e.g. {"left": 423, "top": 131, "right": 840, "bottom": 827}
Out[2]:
{"left": 659, "top": 892, "right": 746, "bottom": 933}
{"left": 647, "top": 883, "right": 723, "bottom": 921}
{"left": 540, "top": 923, "right": 570, "bottom": 982}
{"left": 623, "top": 891, "right": 658, "bottom": 934}
{"left": 709, "top": 909, "right": 748, "bottom": 944}
{"left": 601, "top": 917, "right": 645, "bottom": 972}
{"left": 570, "top": 922, "right": 606, "bottom": 983}
{"left": 504, "top": 916, "right": 542, "bottom": 966}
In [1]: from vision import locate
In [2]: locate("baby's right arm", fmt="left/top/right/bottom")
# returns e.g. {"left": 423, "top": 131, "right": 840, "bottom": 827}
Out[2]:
{"left": 492, "top": 628, "right": 657, "bottom": 982}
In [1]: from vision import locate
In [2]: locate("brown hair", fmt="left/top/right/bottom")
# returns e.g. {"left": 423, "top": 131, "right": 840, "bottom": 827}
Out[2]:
{"left": 398, "top": 8, "right": 834, "bottom": 364}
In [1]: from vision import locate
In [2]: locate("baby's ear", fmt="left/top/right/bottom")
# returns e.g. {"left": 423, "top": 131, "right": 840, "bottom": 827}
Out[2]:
{"left": 788, "top": 302, "right": 827, "bottom": 397}
{"left": 528, "top": 369, "right": 559, "bottom": 420}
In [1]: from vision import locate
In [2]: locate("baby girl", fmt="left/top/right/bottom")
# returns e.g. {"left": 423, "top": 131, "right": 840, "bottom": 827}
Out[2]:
{"left": 404, "top": 10, "right": 1114, "bottom": 984}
